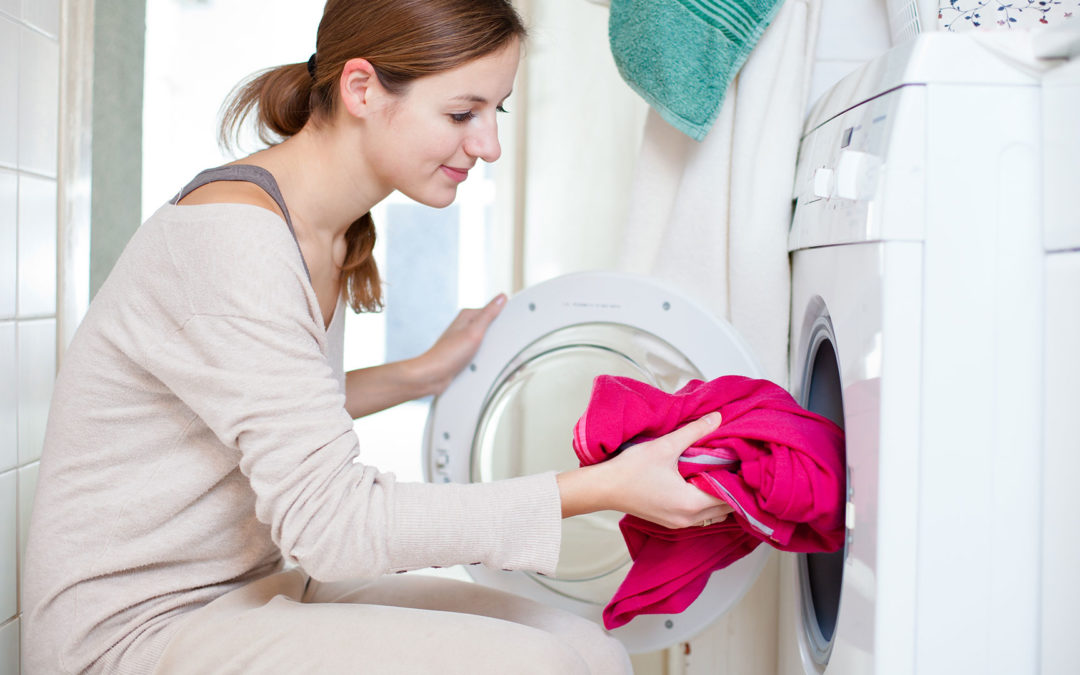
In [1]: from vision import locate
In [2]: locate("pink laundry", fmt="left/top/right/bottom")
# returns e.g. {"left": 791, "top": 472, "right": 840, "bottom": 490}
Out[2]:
{"left": 572, "top": 375, "right": 845, "bottom": 630}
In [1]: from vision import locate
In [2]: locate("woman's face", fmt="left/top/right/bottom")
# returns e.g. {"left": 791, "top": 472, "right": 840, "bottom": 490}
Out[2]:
{"left": 369, "top": 40, "right": 521, "bottom": 208}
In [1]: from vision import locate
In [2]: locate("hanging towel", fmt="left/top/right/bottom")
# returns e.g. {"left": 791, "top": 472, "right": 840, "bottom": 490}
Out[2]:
{"left": 573, "top": 374, "right": 845, "bottom": 629}
{"left": 608, "top": 0, "right": 787, "bottom": 140}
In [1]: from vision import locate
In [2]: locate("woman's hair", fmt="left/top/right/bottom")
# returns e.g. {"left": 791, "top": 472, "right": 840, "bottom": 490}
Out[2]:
{"left": 219, "top": 0, "right": 527, "bottom": 313}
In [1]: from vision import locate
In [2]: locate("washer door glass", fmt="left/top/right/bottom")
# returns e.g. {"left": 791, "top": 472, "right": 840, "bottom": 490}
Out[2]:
{"left": 472, "top": 323, "right": 702, "bottom": 605}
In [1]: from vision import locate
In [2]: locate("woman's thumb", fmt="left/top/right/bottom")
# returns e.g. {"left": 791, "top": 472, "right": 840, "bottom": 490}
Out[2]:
{"left": 664, "top": 412, "right": 722, "bottom": 454}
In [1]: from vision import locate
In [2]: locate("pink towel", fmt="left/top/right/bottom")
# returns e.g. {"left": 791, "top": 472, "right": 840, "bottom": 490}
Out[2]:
{"left": 573, "top": 375, "right": 845, "bottom": 629}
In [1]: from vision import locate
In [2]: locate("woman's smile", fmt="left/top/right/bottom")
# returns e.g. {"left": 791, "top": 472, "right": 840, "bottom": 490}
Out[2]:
{"left": 440, "top": 164, "right": 470, "bottom": 182}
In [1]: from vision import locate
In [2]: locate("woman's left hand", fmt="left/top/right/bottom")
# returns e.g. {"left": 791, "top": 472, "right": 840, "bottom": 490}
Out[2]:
{"left": 417, "top": 294, "right": 507, "bottom": 396}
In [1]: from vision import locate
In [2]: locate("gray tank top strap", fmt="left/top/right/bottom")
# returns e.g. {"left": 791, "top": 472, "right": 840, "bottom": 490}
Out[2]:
{"left": 172, "top": 164, "right": 311, "bottom": 280}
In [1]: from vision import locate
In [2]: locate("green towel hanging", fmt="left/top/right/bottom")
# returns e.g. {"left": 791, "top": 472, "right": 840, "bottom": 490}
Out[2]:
{"left": 609, "top": 0, "right": 786, "bottom": 140}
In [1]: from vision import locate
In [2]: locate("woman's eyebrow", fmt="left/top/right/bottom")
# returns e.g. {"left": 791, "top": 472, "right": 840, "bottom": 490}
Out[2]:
{"left": 450, "top": 90, "right": 514, "bottom": 104}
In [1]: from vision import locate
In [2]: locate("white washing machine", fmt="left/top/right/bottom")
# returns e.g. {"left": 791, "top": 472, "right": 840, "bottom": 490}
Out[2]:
{"left": 423, "top": 271, "right": 774, "bottom": 654}
{"left": 421, "top": 30, "right": 1080, "bottom": 665}
{"left": 779, "top": 30, "right": 1080, "bottom": 675}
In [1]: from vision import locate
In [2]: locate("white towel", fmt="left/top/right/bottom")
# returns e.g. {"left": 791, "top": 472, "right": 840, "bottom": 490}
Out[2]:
{"left": 618, "top": 0, "right": 820, "bottom": 387}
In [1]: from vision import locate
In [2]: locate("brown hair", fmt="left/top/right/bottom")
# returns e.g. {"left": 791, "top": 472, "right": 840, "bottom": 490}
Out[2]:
{"left": 220, "top": 0, "right": 527, "bottom": 313}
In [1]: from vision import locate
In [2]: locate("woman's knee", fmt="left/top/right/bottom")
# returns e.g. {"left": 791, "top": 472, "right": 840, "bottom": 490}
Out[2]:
{"left": 562, "top": 620, "right": 633, "bottom": 675}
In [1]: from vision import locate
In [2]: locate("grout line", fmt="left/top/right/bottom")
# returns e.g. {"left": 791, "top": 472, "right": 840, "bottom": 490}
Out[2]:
{"left": 0, "top": 11, "right": 59, "bottom": 42}
{"left": 3, "top": 168, "right": 59, "bottom": 183}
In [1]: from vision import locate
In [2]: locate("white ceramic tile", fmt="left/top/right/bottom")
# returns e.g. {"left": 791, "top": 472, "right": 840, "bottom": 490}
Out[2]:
{"left": 0, "top": 17, "right": 17, "bottom": 169}
{"left": 0, "top": 617, "right": 16, "bottom": 675}
{"left": 0, "top": 470, "right": 15, "bottom": 623}
{"left": 16, "top": 319, "right": 53, "bottom": 466}
{"left": 20, "top": 0, "right": 58, "bottom": 37}
{"left": 16, "top": 175, "right": 56, "bottom": 317}
{"left": 0, "top": 171, "right": 14, "bottom": 319}
{"left": 16, "top": 461, "right": 36, "bottom": 613}
{"left": 17, "top": 25, "right": 59, "bottom": 177}
{"left": 816, "top": 0, "right": 893, "bottom": 62}
{"left": 0, "top": 323, "right": 15, "bottom": 473}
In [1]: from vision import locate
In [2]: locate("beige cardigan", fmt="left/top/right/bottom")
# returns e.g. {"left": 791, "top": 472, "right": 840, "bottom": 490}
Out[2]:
{"left": 21, "top": 202, "right": 562, "bottom": 674}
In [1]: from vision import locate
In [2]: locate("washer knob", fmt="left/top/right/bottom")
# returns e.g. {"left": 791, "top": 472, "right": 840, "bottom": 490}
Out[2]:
{"left": 834, "top": 150, "right": 881, "bottom": 201}
{"left": 812, "top": 167, "right": 835, "bottom": 199}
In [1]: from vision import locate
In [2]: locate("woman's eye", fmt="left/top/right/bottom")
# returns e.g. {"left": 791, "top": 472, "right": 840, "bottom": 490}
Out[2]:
{"left": 450, "top": 111, "right": 476, "bottom": 123}
{"left": 496, "top": 105, "right": 509, "bottom": 114}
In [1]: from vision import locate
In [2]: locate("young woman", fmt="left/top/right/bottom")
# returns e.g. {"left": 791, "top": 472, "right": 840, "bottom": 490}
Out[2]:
{"left": 22, "top": 1, "right": 732, "bottom": 672}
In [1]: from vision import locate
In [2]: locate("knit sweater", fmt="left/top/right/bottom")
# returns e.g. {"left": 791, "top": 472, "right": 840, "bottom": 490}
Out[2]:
{"left": 21, "top": 201, "right": 563, "bottom": 674}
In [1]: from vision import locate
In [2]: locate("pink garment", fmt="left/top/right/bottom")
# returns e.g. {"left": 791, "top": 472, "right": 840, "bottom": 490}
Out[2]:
{"left": 573, "top": 375, "right": 845, "bottom": 629}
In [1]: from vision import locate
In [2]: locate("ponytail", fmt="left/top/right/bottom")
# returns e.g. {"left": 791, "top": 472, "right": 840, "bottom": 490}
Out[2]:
{"left": 219, "top": 61, "right": 317, "bottom": 151}
{"left": 342, "top": 213, "right": 382, "bottom": 313}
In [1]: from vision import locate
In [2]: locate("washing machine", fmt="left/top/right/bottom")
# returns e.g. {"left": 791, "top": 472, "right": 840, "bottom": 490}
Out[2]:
{"left": 420, "top": 29, "right": 1080, "bottom": 666}
{"left": 779, "top": 30, "right": 1080, "bottom": 675}
{"left": 422, "top": 271, "right": 774, "bottom": 654}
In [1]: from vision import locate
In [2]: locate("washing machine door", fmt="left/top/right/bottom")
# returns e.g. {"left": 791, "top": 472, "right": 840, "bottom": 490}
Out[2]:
{"left": 423, "top": 271, "right": 771, "bottom": 653}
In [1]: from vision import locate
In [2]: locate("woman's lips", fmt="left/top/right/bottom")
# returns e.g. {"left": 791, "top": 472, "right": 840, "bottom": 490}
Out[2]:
{"left": 440, "top": 165, "right": 469, "bottom": 183}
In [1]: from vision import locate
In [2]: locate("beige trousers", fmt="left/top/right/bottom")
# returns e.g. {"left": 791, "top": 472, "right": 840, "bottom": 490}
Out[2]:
{"left": 152, "top": 569, "right": 632, "bottom": 674}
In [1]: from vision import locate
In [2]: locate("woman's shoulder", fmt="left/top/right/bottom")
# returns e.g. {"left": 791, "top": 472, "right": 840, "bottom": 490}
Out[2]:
{"left": 149, "top": 197, "right": 299, "bottom": 265}
{"left": 135, "top": 200, "right": 313, "bottom": 315}
{"left": 174, "top": 180, "right": 286, "bottom": 222}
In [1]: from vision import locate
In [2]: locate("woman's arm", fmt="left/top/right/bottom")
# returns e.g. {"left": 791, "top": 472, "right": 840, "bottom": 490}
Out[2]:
{"left": 344, "top": 359, "right": 440, "bottom": 418}
{"left": 556, "top": 412, "right": 734, "bottom": 528}
{"left": 344, "top": 294, "right": 506, "bottom": 418}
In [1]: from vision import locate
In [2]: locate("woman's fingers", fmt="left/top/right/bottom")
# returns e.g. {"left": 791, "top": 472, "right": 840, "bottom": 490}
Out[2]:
{"left": 659, "top": 412, "right": 722, "bottom": 458}
{"left": 695, "top": 502, "right": 735, "bottom": 527}
{"left": 480, "top": 293, "right": 507, "bottom": 323}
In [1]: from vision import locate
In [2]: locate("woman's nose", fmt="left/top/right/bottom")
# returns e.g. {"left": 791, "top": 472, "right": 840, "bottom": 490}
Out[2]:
{"left": 464, "top": 119, "right": 502, "bottom": 163}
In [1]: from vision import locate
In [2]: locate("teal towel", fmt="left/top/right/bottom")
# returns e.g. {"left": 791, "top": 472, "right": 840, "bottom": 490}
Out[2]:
{"left": 609, "top": 0, "right": 785, "bottom": 141}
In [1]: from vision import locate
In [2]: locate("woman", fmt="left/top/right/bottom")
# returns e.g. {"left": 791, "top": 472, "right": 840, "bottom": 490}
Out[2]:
{"left": 22, "top": 1, "right": 732, "bottom": 672}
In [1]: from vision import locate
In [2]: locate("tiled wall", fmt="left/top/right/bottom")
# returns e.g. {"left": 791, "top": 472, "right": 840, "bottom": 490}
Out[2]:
{"left": 0, "top": 0, "right": 61, "bottom": 673}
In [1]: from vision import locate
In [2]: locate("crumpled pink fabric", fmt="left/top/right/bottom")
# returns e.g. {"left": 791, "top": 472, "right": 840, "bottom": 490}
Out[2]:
{"left": 573, "top": 375, "right": 845, "bottom": 629}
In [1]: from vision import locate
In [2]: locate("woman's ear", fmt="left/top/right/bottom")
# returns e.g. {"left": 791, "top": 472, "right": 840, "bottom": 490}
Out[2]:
{"left": 339, "top": 58, "right": 380, "bottom": 118}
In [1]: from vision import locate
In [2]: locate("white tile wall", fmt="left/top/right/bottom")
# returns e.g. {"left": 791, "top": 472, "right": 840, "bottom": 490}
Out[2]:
{"left": 16, "top": 176, "right": 56, "bottom": 318}
{"left": 0, "top": 171, "right": 14, "bottom": 319}
{"left": 6, "top": 6, "right": 59, "bottom": 673}
{"left": 15, "top": 462, "right": 36, "bottom": 610}
{"left": 16, "top": 320, "right": 53, "bottom": 467}
{"left": 0, "top": 325, "right": 14, "bottom": 473}
{"left": 19, "top": 0, "right": 58, "bottom": 38}
{"left": 0, "top": 471, "right": 15, "bottom": 624}
{"left": 17, "top": 25, "right": 58, "bottom": 178}
{"left": 0, "top": 18, "right": 16, "bottom": 170}
{"left": 0, "top": 618, "right": 17, "bottom": 675}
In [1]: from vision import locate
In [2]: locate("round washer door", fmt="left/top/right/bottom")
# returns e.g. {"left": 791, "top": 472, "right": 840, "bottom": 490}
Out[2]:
{"left": 423, "top": 271, "right": 771, "bottom": 653}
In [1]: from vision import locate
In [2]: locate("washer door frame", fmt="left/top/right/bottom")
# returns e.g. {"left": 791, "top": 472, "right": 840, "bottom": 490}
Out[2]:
{"left": 423, "top": 271, "right": 770, "bottom": 653}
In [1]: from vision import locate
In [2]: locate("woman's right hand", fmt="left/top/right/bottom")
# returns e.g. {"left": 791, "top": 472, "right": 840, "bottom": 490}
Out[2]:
{"left": 556, "top": 413, "right": 734, "bottom": 529}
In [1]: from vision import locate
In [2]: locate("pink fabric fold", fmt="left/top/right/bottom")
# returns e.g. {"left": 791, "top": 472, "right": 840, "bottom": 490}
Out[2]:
{"left": 572, "top": 375, "right": 845, "bottom": 629}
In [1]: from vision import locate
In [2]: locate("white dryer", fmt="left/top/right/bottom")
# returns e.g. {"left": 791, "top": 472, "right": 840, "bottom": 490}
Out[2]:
{"left": 420, "top": 30, "right": 1080, "bottom": 664}
{"left": 780, "top": 31, "right": 1080, "bottom": 675}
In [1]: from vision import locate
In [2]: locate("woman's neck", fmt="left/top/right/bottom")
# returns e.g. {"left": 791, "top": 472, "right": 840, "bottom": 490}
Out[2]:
{"left": 240, "top": 121, "right": 388, "bottom": 242}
